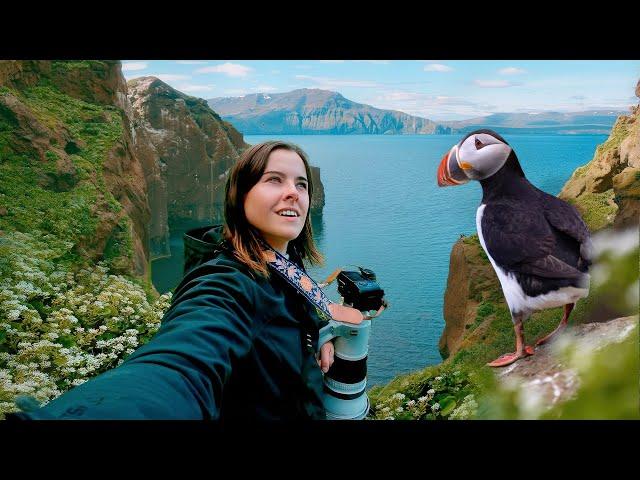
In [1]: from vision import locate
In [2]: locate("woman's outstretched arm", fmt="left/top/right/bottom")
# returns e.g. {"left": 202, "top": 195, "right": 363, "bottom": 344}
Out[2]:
{"left": 8, "top": 260, "right": 258, "bottom": 420}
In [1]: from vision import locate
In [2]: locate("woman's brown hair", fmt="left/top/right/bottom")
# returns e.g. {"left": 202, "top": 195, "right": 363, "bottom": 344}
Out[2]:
{"left": 223, "top": 140, "right": 323, "bottom": 276}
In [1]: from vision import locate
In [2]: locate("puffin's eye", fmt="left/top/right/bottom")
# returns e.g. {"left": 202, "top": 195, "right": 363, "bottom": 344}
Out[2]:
{"left": 475, "top": 137, "right": 485, "bottom": 150}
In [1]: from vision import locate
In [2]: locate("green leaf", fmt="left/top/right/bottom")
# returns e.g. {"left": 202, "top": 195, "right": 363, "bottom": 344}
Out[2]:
{"left": 57, "top": 335, "right": 75, "bottom": 348}
{"left": 440, "top": 396, "right": 457, "bottom": 416}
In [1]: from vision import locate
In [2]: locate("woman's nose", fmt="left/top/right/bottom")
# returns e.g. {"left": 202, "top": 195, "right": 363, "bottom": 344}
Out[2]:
{"left": 283, "top": 181, "right": 299, "bottom": 200}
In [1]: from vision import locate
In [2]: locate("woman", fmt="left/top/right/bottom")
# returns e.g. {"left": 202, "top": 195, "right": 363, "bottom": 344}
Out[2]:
{"left": 9, "top": 141, "right": 336, "bottom": 420}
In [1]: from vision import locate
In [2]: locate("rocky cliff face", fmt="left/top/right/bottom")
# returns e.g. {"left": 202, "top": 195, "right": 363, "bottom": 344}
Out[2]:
{"left": 309, "top": 166, "right": 325, "bottom": 211}
{"left": 129, "top": 78, "right": 326, "bottom": 258}
{"left": 209, "top": 89, "right": 444, "bottom": 135}
{"left": 559, "top": 80, "right": 640, "bottom": 231}
{"left": 439, "top": 236, "right": 502, "bottom": 359}
{"left": 128, "top": 76, "right": 249, "bottom": 259}
{"left": 0, "top": 60, "right": 150, "bottom": 278}
{"left": 494, "top": 315, "right": 637, "bottom": 417}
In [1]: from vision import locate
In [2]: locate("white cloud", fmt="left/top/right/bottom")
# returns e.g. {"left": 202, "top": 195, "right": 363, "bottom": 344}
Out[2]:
{"left": 499, "top": 67, "right": 526, "bottom": 75}
{"left": 424, "top": 63, "right": 453, "bottom": 72}
{"left": 255, "top": 85, "right": 278, "bottom": 92}
{"left": 295, "top": 65, "right": 313, "bottom": 70}
{"left": 271, "top": 70, "right": 281, "bottom": 75}
{"left": 177, "top": 84, "right": 216, "bottom": 93}
{"left": 295, "top": 75, "right": 379, "bottom": 88}
{"left": 151, "top": 74, "right": 191, "bottom": 82}
{"left": 224, "top": 89, "right": 252, "bottom": 96}
{"left": 196, "top": 63, "right": 252, "bottom": 77}
{"left": 122, "top": 62, "right": 148, "bottom": 71}
{"left": 474, "top": 80, "right": 516, "bottom": 88}
{"left": 366, "top": 90, "right": 494, "bottom": 120}
{"left": 175, "top": 60, "right": 207, "bottom": 65}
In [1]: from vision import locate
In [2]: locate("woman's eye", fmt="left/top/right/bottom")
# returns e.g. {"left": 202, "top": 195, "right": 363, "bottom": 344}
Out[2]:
{"left": 297, "top": 182, "right": 308, "bottom": 189}
{"left": 267, "top": 176, "right": 281, "bottom": 183}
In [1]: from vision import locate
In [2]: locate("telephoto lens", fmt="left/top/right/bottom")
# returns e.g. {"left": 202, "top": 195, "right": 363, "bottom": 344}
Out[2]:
{"left": 318, "top": 268, "right": 385, "bottom": 420}
{"left": 318, "top": 319, "right": 371, "bottom": 419}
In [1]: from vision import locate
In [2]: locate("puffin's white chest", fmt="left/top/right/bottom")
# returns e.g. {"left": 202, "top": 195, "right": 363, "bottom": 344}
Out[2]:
{"left": 475, "top": 204, "right": 588, "bottom": 317}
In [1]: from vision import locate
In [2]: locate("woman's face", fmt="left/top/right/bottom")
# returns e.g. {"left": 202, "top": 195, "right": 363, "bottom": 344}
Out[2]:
{"left": 244, "top": 148, "right": 310, "bottom": 253}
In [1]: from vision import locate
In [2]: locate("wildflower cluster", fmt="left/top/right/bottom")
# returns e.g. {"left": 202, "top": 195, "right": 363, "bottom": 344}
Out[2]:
{"left": 0, "top": 231, "right": 171, "bottom": 418}
{"left": 371, "top": 369, "right": 479, "bottom": 420}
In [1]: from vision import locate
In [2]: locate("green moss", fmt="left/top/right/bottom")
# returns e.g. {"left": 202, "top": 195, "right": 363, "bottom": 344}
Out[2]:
{"left": 567, "top": 190, "right": 617, "bottom": 231}
{"left": 51, "top": 61, "right": 108, "bottom": 71}
{"left": 103, "top": 216, "right": 134, "bottom": 272}
{"left": 476, "top": 301, "right": 495, "bottom": 319}
{"left": 0, "top": 102, "right": 19, "bottom": 132}
{"left": 462, "top": 234, "right": 479, "bottom": 246}
{"left": 0, "top": 76, "right": 138, "bottom": 280}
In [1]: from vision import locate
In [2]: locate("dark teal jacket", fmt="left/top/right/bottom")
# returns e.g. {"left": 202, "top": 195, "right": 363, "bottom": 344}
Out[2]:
{"left": 8, "top": 227, "right": 327, "bottom": 420}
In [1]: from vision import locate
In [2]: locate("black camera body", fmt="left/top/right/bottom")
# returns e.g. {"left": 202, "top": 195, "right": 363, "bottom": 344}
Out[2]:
{"left": 337, "top": 268, "right": 385, "bottom": 312}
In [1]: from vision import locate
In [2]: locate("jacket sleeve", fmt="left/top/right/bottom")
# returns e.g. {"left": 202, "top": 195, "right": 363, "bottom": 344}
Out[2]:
{"left": 11, "top": 260, "right": 259, "bottom": 420}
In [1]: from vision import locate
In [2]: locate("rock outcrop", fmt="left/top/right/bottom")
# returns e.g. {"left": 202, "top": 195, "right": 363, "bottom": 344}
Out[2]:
{"left": 559, "top": 80, "right": 640, "bottom": 231}
{"left": 439, "top": 236, "right": 501, "bottom": 359}
{"left": 128, "top": 76, "right": 249, "bottom": 259}
{"left": 129, "top": 78, "right": 326, "bottom": 258}
{"left": 496, "top": 315, "right": 637, "bottom": 417}
{"left": 0, "top": 60, "right": 151, "bottom": 278}
{"left": 309, "top": 166, "right": 325, "bottom": 211}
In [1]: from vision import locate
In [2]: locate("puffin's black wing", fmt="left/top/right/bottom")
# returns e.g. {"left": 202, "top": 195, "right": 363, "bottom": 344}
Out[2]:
{"left": 481, "top": 203, "right": 583, "bottom": 279}
{"left": 515, "top": 254, "right": 585, "bottom": 279}
{"left": 540, "top": 193, "right": 593, "bottom": 263}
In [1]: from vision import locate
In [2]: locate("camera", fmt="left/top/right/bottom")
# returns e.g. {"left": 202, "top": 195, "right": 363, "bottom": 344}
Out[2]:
{"left": 337, "top": 268, "right": 385, "bottom": 311}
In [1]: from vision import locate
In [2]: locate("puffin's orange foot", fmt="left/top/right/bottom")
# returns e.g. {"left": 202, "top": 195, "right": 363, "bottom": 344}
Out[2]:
{"left": 535, "top": 328, "right": 565, "bottom": 347}
{"left": 486, "top": 347, "right": 534, "bottom": 368}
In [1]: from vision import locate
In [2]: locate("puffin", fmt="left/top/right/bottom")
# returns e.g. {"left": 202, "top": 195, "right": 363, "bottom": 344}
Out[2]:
{"left": 437, "top": 129, "right": 592, "bottom": 367}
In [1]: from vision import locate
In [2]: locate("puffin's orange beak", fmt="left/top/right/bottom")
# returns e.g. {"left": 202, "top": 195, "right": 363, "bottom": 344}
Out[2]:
{"left": 438, "top": 146, "right": 472, "bottom": 187}
{"left": 438, "top": 149, "right": 466, "bottom": 187}
{"left": 437, "top": 152, "right": 453, "bottom": 186}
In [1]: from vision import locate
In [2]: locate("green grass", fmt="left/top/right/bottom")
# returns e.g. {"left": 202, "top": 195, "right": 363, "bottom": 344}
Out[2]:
{"left": 0, "top": 82, "right": 124, "bottom": 243}
{"left": 51, "top": 61, "right": 108, "bottom": 71}
{"left": 0, "top": 71, "right": 150, "bottom": 291}
{"left": 567, "top": 190, "right": 617, "bottom": 231}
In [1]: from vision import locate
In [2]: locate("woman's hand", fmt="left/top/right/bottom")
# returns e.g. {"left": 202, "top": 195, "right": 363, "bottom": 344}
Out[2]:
{"left": 318, "top": 341, "right": 334, "bottom": 373}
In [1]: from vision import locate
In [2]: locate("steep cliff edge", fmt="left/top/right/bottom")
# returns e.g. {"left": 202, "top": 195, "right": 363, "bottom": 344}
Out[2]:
{"left": 559, "top": 80, "right": 639, "bottom": 231}
{"left": 127, "top": 77, "right": 326, "bottom": 259}
{"left": 0, "top": 60, "right": 150, "bottom": 277}
{"left": 127, "top": 76, "right": 248, "bottom": 259}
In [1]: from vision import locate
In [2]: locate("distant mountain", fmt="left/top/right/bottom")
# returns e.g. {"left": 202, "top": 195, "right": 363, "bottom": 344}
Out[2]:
{"left": 209, "top": 88, "right": 625, "bottom": 136}
{"left": 208, "top": 89, "right": 446, "bottom": 135}
{"left": 441, "top": 111, "right": 626, "bottom": 135}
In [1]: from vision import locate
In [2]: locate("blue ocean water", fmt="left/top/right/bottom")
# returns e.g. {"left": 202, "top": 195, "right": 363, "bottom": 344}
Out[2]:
{"left": 152, "top": 134, "right": 607, "bottom": 387}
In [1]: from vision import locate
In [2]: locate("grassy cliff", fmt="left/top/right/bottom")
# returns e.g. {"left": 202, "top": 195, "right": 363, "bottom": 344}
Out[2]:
{"left": 0, "top": 61, "right": 168, "bottom": 418}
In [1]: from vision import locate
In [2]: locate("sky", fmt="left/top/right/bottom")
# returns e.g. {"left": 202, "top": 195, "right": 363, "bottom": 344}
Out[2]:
{"left": 121, "top": 60, "right": 640, "bottom": 121}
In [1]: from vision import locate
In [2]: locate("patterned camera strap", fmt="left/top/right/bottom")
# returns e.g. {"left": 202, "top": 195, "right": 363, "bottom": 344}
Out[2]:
{"left": 261, "top": 244, "right": 385, "bottom": 325}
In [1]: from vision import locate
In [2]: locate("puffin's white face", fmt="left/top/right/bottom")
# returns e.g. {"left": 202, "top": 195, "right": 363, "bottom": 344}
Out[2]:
{"left": 437, "top": 131, "right": 513, "bottom": 186}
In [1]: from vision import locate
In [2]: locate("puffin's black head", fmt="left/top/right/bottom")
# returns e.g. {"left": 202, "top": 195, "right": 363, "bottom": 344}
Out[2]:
{"left": 437, "top": 129, "right": 514, "bottom": 187}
